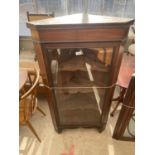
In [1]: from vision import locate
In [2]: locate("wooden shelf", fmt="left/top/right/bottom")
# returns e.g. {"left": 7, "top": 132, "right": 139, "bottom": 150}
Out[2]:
{"left": 58, "top": 56, "right": 109, "bottom": 72}
{"left": 57, "top": 82, "right": 105, "bottom": 93}
{"left": 56, "top": 92, "right": 101, "bottom": 125}
{"left": 56, "top": 71, "right": 109, "bottom": 92}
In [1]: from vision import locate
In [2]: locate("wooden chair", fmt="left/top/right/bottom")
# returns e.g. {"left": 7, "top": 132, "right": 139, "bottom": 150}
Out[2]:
{"left": 27, "top": 11, "right": 54, "bottom": 22}
{"left": 23, "top": 12, "right": 55, "bottom": 94}
{"left": 19, "top": 67, "right": 46, "bottom": 142}
{"left": 19, "top": 60, "right": 46, "bottom": 95}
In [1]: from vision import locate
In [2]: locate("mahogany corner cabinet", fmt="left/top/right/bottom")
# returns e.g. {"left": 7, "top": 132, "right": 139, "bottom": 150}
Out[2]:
{"left": 27, "top": 14, "right": 134, "bottom": 133}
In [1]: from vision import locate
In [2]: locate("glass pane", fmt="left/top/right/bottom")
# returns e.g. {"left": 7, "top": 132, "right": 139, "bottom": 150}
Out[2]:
{"left": 55, "top": 88, "right": 106, "bottom": 125}
{"left": 47, "top": 47, "right": 114, "bottom": 125}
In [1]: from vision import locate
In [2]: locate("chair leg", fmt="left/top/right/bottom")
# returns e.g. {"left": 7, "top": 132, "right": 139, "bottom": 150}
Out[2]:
{"left": 110, "top": 101, "right": 121, "bottom": 117}
{"left": 112, "top": 95, "right": 122, "bottom": 101}
{"left": 37, "top": 106, "right": 46, "bottom": 116}
{"left": 26, "top": 121, "right": 41, "bottom": 142}
{"left": 111, "top": 87, "right": 126, "bottom": 117}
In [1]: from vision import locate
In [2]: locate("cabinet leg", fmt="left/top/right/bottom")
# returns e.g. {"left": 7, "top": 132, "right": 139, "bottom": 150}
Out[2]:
{"left": 57, "top": 128, "right": 62, "bottom": 134}
{"left": 98, "top": 128, "right": 102, "bottom": 133}
{"left": 98, "top": 126, "right": 105, "bottom": 133}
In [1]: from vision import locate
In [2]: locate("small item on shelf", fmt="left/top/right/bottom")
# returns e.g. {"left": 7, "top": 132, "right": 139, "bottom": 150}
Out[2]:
{"left": 75, "top": 49, "right": 83, "bottom": 56}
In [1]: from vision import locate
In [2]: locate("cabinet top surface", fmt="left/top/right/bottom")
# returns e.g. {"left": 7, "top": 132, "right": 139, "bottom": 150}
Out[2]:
{"left": 27, "top": 13, "right": 134, "bottom": 27}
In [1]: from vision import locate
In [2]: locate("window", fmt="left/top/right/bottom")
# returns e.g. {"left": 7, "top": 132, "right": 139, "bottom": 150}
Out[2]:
{"left": 19, "top": 0, "right": 135, "bottom": 36}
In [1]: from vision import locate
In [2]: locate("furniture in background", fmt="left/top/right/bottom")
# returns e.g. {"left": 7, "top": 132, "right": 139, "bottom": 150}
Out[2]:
{"left": 128, "top": 24, "right": 135, "bottom": 55}
{"left": 20, "top": 12, "right": 55, "bottom": 95}
{"left": 128, "top": 43, "right": 135, "bottom": 56}
{"left": 19, "top": 12, "right": 55, "bottom": 61}
{"left": 19, "top": 69, "right": 28, "bottom": 91}
{"left": 27, "top": 11, "right": 54, "bottom": 22}
{"left": 124, "top": 24, "right": 135, "bottom": 52}
{"left": 113, "top": 75, "right": 135, "bottom": 141}
{"left": 19, "top": 60, "right": 46, "bottom": 95}
{"left": 19, "top": 67, "right": 46, "bottom": 142}
{"left": 27, "top": 14, "right": 134, "bottom": 133}
{"left": 110, "top": 53, "right": 135, "bottom": 116}
{"left": 19, "top": 36, "right": 34, "bottom": 57}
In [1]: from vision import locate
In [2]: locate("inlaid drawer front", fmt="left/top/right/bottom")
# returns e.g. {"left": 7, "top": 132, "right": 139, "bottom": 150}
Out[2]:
{"left": 38, "top": 28, "right": 127, "bottom": 42}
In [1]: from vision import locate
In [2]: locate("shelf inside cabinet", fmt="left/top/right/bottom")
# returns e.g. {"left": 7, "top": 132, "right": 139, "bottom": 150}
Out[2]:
{"left": 55, "top": 91, "right": 102, "bottom": 125}
{"left": 58, "top": 56, "right": 110, "bottom": 72}
{"left": 56, "top": 70, "right": 109, "bottom": 92}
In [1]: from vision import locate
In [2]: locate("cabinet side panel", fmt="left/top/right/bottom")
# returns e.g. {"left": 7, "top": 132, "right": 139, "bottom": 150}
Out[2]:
{"left": 31, "top": 30, "right": 59, "bottom": 131}
{"left": 100, "top": 45, "right": 124, "bottom": 130}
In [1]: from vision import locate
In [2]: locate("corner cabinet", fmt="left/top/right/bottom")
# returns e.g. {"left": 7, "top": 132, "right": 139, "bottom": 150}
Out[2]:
{"left": 27, "top": 14, "right": 134, "bottom": 133}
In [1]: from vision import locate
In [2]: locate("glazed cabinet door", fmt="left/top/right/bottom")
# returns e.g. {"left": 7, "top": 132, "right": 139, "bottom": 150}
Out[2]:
{"left": 42, "top": 43, "right": 122, "bottom": 130}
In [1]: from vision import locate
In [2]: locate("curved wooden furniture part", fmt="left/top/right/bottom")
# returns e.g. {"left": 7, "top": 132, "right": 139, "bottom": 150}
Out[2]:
{"left": 27, "top": 14, "right": 134, "bottom": 133}
{"left": 111, "top": 53, "right": 135, "bottom": 116}
{"left": 24, "top": 12, "right": 55, "bottom": 93}
{"left": 19, "top": 67, "right": 46, "bottom": 142}
{"left": 19, "top": 60, "right": 47, "bottom": 94}
{"left": 19, "top": 69, "right": 28, "bottom": 91}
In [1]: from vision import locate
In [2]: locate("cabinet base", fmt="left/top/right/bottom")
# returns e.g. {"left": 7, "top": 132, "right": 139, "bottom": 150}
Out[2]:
{"left": 55, "top": 125, "right": 105, "bottom": 133}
